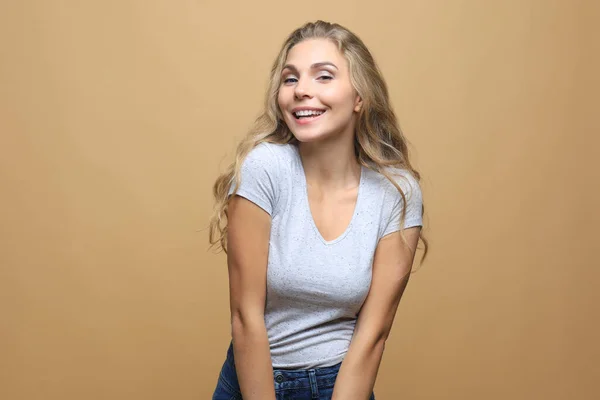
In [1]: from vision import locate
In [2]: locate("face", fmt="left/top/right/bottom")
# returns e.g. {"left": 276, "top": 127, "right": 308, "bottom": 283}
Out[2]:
{"left": 277, "top": 39, "right": 362, "bottom": 144}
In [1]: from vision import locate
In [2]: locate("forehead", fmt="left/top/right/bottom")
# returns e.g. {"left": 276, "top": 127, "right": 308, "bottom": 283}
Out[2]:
{"left": 285, "top": 38, "right": 346, "bottom": 68}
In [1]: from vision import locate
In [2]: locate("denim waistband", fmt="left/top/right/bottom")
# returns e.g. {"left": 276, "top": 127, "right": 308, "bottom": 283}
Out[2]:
{"left": 225, "top": 341, "right": 342, "bottom": 390}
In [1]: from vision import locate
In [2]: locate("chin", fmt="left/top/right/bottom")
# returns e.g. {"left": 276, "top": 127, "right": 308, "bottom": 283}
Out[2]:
{"left": 290, "top": 131, "right": 332, "bottom": 144}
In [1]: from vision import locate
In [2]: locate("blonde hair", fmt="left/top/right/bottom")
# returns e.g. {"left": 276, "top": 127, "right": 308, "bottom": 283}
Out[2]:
{"left": 209, "top": 20, "right": 428, "bottom": 264}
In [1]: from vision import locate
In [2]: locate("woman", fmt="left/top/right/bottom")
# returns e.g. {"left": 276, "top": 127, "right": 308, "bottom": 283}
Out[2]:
{"left": 209, "top": 20, "right": 428, "bottom": 400}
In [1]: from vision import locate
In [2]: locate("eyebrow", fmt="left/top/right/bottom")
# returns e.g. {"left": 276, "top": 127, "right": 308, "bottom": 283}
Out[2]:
{"left": 282, "top": 62, "right": 338, "bottom": 72}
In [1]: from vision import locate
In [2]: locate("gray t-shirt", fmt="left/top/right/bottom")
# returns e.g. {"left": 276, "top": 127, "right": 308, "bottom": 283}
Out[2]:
{"left": 228, "top": 142, "right": 423, "bottom": 369}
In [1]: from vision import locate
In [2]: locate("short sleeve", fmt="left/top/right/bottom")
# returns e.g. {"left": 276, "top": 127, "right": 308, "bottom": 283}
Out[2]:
{"left": 381, "top": 171, "right": 423, "bottom": 237}
{"left": 228, "top": 143, "right": 281, "bottom": 216}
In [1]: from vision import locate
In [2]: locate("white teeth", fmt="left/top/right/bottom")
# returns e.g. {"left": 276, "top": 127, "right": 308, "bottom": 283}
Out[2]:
{"left": 295, "top": 110, "right": 325, "bottom": 117}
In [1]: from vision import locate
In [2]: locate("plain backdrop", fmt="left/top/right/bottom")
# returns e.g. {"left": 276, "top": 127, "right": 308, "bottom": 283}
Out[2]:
{"left": 1, "top": 1, "right": 598, "bottom": 399}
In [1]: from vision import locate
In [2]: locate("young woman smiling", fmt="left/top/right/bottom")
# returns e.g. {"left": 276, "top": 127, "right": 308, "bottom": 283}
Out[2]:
{"left": 209, "top": 20, "right": 428, "bottom": 400}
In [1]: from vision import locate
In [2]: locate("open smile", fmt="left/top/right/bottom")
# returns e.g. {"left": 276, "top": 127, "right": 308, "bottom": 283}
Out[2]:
{"left": 291, "top": 108, "right": 327, "bottom": 125}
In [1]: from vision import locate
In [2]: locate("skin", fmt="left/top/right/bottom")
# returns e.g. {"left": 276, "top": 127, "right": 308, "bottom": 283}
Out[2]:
{"left": 228, "top": 38, "right": 421, "bottom": 400}
{"left": 279, "top": 39, "right": 363, "bottom": 192}
{"left": 279, "top": 39, "right": 364, "bottom": 242}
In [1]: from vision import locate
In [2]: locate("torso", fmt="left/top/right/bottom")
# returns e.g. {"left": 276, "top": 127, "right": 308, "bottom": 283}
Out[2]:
{"left": 233, "top": 142, "right": 421, "bottom": 369}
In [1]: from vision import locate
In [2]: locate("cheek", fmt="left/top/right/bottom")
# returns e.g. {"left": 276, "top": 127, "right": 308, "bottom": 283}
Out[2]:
{"left": 321, "top": 86, "right": 356, "bottom": 109}
{"left": 278, "top": 87, "right": 296, "bottom": 112}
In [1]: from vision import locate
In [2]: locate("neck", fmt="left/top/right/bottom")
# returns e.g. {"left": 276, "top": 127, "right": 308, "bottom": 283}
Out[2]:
{"left": 297, "top": 134, "right": 361, "bottom": 191}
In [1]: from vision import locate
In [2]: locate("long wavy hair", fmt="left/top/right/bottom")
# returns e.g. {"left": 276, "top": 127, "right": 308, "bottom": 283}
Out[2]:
{"left": 209, "top": 20, "right": 428, "bottom": 264}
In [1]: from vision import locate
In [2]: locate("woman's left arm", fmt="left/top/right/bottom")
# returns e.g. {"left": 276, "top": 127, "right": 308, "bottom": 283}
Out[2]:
{"left": 332, "top": 226, "right": 421, "bottom": 400}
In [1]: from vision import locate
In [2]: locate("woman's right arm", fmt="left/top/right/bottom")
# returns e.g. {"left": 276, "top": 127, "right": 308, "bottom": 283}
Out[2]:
{"left": 226, "top": 195, "right": 276, "bottom": 400}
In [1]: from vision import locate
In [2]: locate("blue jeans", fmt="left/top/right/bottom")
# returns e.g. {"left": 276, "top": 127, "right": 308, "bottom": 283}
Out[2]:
{"left": 212, "top": 342, "right": 375, "bottom": 399}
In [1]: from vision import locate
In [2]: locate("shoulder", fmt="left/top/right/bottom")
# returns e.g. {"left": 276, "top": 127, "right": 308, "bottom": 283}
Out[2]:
{"left": 371, "top": 167, "right": 422, "bottom": 201}
{"left": 245, "top": 142, "right": 295, "bottom": 166}
{"left": 237, "top": 142, "right": 296, "bottom": 191}
{"left": 230, "top": 142, "right": 295, "bottom": 214}
{"left": 374, "top": 167, "right": 424, "bottom": 233}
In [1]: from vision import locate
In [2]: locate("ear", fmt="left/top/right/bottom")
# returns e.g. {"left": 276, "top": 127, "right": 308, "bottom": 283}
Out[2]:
{"left": 354, "top": 94, "right": 363, "bottom": 112}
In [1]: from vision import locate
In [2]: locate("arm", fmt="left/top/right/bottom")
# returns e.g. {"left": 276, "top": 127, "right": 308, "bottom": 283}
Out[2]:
{"left": 332, "top": 227, "right": 421, "bottom": 399}
{"left": 227, "top": 195, "right": 276, "bottom": 400}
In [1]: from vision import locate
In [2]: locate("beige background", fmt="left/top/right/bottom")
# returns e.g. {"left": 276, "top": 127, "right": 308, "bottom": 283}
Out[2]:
{"left": 1, "top": 1, "right": 598, "bottom": 399}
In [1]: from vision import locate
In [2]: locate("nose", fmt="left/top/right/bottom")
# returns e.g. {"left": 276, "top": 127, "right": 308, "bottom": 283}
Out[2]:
{"left": 294, "top": 77, "right": 313, "bottom": 99}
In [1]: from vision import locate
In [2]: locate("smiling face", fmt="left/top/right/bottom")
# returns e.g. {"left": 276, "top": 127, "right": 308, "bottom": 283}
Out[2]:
{"left": 277, "top": 39, "right": 362, "bottom": 144}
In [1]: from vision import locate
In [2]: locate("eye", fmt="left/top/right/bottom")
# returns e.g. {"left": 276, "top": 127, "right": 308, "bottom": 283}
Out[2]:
{"left": 317, "top": 74, "right": 333, "bottom": 81}
{"left": 283, "top": 76, "right": 297, "bottom": 84}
